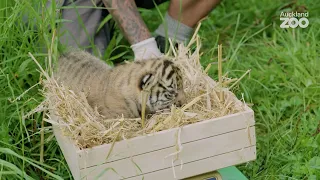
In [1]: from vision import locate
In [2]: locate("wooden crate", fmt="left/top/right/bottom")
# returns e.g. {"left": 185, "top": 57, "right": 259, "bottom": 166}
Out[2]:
{"left": 53, "top": 107, "right": 256, "bottom": 180}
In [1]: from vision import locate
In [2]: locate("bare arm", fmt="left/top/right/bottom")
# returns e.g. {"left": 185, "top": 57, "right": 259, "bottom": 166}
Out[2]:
{"left": 102, "top": 0, "right": 151, "bottom": 45}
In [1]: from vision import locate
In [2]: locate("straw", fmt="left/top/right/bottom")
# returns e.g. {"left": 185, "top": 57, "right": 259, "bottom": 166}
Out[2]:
{"left": 218, "top": 44, "right": 223, "bottom": 101}
{"left": 28, "top": 25, "right": 249, "bottom": 149}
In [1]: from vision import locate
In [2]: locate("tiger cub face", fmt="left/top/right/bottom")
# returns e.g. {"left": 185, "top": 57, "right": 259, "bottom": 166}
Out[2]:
{"left": 140, "top": 60, "right": 186, "bottom": 113}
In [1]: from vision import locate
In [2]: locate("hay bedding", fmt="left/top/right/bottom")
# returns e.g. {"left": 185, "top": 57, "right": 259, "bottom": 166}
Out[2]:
{"left": 28, "top": 29, "right": 248, "bottom": 149}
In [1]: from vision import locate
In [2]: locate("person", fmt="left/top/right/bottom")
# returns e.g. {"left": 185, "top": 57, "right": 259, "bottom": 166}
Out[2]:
{"left": 57, "top": 0, "right": 221, "bottom": 61}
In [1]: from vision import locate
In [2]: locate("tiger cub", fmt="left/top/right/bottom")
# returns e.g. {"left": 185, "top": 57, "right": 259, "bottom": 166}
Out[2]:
{"left": 55, "top": 50, "right": 186, "bottom": 119}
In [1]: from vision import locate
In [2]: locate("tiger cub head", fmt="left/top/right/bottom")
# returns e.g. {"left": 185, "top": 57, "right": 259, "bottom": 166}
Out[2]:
{"left": 139, "top": 60, "right": 186, "bottom": 114}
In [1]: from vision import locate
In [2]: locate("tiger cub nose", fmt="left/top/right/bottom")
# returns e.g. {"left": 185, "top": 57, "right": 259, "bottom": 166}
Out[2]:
{"left": 175, "top": 100, "right": 182, "bottom": 107}
{"left": 174, "top": 97, "right": 185, "bottom": 107}
{"left": 175, "top": 90, "right": 186, "bottom": 107}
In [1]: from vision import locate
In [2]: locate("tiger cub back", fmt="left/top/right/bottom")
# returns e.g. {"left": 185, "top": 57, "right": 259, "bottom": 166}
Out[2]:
{"left": 56, "top": 50, "right": 186, "bottom": 118}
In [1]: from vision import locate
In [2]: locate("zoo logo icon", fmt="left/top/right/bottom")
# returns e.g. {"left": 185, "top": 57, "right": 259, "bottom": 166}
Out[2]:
{"left": 280, "top": 11, "right": 309, "bottom": 28}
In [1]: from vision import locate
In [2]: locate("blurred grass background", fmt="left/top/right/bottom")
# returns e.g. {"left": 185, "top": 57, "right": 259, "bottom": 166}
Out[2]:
{"left": 0, "top": 0, "right": 320, "bottom": 179}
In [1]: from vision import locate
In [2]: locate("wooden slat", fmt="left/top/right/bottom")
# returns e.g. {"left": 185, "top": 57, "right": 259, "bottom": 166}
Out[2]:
{"left": 126, "top": 146, "right": 256, "bottom": 180}
{"left": 80, "top": 127, "right": 255, "bottom": 179}
{"left": 53, "top": 126, "right": 81, "bottom": 180}
{"left": 78, "top": 109, "right": 254, "bottom": 169}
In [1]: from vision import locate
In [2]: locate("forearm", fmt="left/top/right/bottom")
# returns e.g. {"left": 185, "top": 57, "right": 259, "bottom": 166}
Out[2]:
{"left": 102, "top": 0, "right": 151, "bottom": 44}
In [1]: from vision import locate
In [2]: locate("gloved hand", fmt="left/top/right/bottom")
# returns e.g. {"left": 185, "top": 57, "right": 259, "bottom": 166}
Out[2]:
{"left": 131, "top": 37, "right": 163, "bottom": 61}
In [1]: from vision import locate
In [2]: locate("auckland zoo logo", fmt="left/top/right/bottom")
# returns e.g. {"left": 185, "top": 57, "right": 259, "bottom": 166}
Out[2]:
{"left": 280, "top": 11, "right": 309, "bottom": 28}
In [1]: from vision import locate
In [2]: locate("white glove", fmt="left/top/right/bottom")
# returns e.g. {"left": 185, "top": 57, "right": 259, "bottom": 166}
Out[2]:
{"left": 131, "top": 37, "right": 163, "bottom": 61}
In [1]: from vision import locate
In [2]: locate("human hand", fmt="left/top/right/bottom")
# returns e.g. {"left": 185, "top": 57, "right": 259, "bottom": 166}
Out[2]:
{"left": 131, "top": 37, "right": 163, "bottom": 61}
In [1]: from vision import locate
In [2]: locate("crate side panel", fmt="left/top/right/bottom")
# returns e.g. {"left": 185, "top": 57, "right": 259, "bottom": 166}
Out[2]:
{"left": 78, "top": 110, "right": 254, "bottom": 168}
{"left": 126, "top": 146, "right": 256, "bottom": 180}
{"left": 53, "top": 126, "right": 81, "bottom": 180}
{"left": 80, "top": 127, "right": 255, "bottom": 179}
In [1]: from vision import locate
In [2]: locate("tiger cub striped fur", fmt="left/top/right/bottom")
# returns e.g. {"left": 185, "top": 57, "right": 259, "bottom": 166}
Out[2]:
{"left": 55, "top": 50, "right": 186, "bottom": 119}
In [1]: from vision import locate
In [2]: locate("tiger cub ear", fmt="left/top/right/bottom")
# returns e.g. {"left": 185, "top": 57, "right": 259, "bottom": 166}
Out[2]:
{"left": 139, "top": 73, "right": 154, "bottom": 90}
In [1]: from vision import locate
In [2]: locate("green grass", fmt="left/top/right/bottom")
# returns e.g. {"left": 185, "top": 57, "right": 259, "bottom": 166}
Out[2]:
{"left": 1, "top": 0, "right": 320, "bottom": 179}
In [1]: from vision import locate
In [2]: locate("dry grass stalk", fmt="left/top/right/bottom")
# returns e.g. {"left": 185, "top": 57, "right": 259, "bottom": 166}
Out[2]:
{"left": 218, "top": 44, "right": 224, "bottom": 101}
{"left": 40, "top": 113, "right": 45, "bottom": 163}
{"left": 29, "top": 26, "right": 249, "bottom": 149}
{"left": 229, "top": 69, "right": 251, "bottom": 89}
